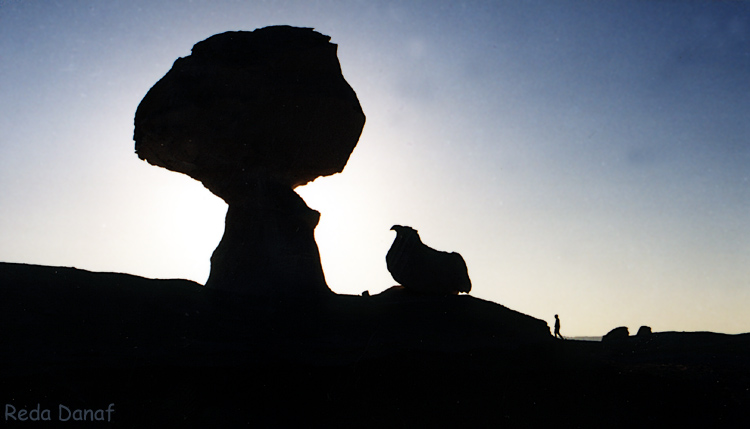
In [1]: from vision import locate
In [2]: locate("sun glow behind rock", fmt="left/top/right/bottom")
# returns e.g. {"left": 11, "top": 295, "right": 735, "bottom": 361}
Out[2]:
{"left": 126, "top": 172, "right": 227, "bottom": 284}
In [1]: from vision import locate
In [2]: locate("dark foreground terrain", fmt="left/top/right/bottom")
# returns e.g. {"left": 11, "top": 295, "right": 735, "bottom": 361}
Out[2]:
{"left": 1, "top": 262, "right": 748, "bottom": 427}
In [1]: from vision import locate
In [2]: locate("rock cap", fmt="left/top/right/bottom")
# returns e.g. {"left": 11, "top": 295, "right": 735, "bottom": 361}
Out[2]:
{"left": 134, "top": 26, "right": 365, "bottom": 201}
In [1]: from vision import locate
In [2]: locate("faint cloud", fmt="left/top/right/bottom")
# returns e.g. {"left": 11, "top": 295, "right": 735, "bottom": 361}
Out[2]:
{"left": 392, "top": 37, "right": 438, "bottom": 102}
{"left": 406, "top": 38, "right": 426, "bottom": 60}
{"left": 664, "top": 10, "right": 750, "bottom": 77}
{"left": 728, "top": 15, "right": 748, "bottom": 39}
{"left": 626, "top": 147, "right": 658, "bottom": 167}
{"left": 394, "top": 75, "right": 436, "bottom": 102}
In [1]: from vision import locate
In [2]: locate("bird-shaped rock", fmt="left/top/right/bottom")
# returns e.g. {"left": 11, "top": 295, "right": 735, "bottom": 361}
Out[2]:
{"left": 386, "top": 225, "right": 471, "bottom": 295}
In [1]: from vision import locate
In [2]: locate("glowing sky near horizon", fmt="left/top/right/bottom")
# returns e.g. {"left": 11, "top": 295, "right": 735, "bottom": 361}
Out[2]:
{"left": 1, "top": 0, "right": 748, "bottom": 336}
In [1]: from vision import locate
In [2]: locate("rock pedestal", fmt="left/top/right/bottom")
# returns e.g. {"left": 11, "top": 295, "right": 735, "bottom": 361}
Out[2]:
{"left": 205, "top": 179, "right": 328, "bottom": 297}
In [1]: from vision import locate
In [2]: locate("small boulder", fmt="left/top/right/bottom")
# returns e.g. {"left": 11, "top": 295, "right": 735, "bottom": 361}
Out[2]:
{"left": 636, "top": 325, "right": 652, "bottom": 337}
{"left": 386, "top": 225, "right": 471, "bottom": 296}
{"left": 602, "top": 326, "right": 629, "bottom": 343}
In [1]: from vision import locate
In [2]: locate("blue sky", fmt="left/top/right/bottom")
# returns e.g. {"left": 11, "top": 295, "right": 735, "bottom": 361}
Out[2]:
{"left": 1, "top": 0, "right": 748, "bottom": 335}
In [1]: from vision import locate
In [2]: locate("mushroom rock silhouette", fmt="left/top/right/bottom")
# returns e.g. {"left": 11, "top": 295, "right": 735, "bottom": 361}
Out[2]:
{"left": 134, "top": 26, "right": 365, "bottom": 297}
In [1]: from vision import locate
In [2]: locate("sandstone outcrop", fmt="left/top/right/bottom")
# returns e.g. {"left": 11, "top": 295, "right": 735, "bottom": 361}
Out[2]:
{"left": 133, "top": 26, "right": 365, "bottom": 297}
{"left": 602, "top": 326, "right": 630, "bottom": 342}
{"left": 637, "top": 325, "right": 652, "bottom": 336}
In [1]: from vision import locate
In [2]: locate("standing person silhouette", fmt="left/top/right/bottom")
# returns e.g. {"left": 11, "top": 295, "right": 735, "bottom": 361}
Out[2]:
{"left": 554, "top": 314, "right": 564, "bottom": 340}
